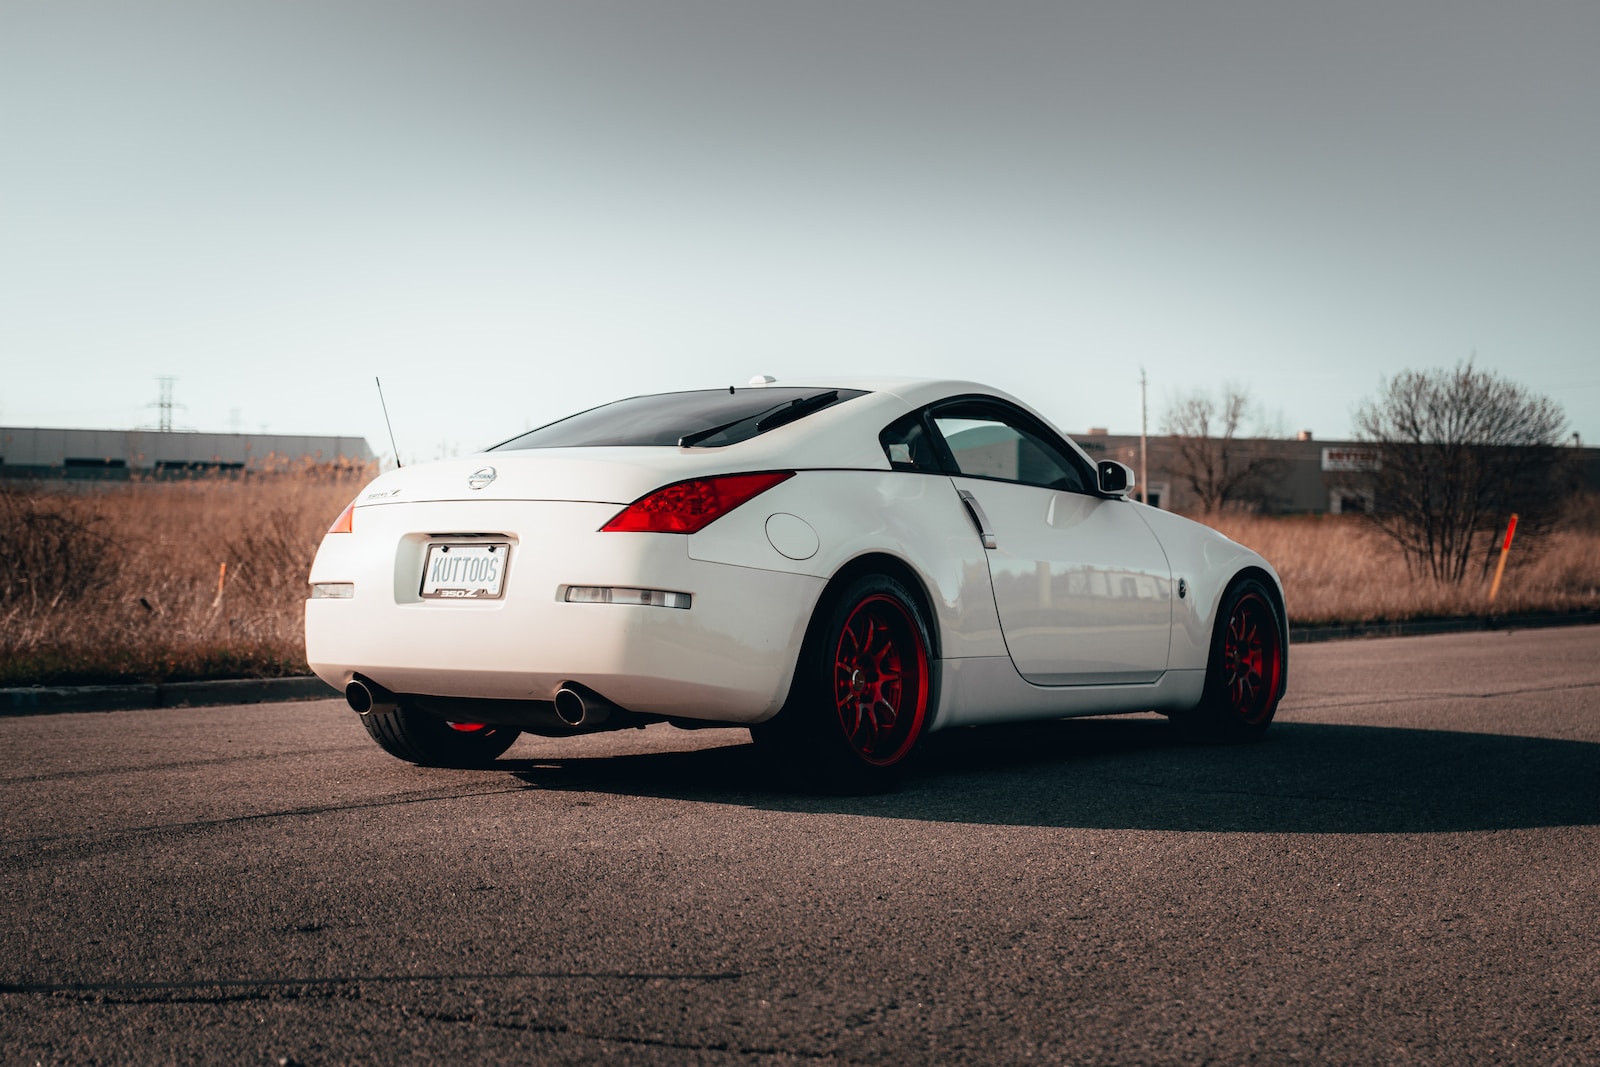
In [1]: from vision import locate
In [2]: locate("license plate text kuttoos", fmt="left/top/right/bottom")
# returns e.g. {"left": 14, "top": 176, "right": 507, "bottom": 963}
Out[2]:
{"left": 420, "top": 543, "right": 509, "bottom": 599}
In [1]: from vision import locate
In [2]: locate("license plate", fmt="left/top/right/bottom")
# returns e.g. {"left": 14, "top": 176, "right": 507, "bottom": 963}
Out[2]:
{"left": 420, "top": 543, "right": 510, "bottom": 599}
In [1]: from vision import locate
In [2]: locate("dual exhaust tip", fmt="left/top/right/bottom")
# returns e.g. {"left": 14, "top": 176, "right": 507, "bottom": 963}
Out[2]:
{"left": 553, "top": 684, "right": 614, "bottom": 728}
{"left": 345, "top": 676, "right": 615, "bottom": 730}
{"left": 345, "top": 677, "right": 394, "bottom": 716}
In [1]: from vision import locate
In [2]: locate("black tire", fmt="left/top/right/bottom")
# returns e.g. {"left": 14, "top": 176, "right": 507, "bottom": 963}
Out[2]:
{"left": 361, "top": 703, "right": 520, "bottom": 767}
{"left": 751, "top": 572, "right": 935, "bottom": 792}
{"left": 1174, "top": 577, "right": 1286, "bottom": 743}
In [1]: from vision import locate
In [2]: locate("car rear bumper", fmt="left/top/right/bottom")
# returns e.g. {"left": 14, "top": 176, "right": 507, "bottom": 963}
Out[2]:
{"left": 305, "top": 499, "right": 824, "bottom": 722}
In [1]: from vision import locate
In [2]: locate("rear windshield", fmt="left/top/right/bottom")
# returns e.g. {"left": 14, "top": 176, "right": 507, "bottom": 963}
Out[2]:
{"left": 491, "top": 387, "right": 869, "bottom": 450}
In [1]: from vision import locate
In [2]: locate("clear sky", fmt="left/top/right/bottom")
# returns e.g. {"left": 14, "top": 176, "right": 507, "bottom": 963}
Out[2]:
{"left": 4, "top": 1, "right": 1597, "bottom": 464}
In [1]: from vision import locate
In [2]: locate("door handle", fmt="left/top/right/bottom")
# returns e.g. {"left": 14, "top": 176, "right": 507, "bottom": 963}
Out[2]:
{"left": 957, "top": 489, "right": 997, "bottom": 549}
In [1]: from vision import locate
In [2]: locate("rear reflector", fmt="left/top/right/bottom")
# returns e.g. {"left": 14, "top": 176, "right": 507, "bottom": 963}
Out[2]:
{"left": 565, "top": 586, "right": 691, "bottom": 609}
{"left": 601, "top": 471, "right": 794, "bottom": 534}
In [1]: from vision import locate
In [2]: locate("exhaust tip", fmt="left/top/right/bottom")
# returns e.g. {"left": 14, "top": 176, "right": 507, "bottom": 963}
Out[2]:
{"left": 553, "top": 683, "right": 619, "bottom": 729}
{"left": 346, "top": 680, "right": 374, "bottom": 714}
{"left": 346, "top": 677, "right": 395, "bottom": 716}
{"left": 554, "top": 686, "right": 587, "bottom": 727}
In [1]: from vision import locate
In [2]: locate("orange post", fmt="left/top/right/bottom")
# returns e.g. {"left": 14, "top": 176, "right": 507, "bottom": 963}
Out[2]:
{"left": 1488, "top": 514, "right": 1518, "bottom": 604}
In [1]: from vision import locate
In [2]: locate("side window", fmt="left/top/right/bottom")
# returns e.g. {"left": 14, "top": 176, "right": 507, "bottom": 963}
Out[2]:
{"left": 878, "top": 411, "right": 945, "bottom": 473}
{"left": 930, "top": 400, "right": 1091, "bottom": 493}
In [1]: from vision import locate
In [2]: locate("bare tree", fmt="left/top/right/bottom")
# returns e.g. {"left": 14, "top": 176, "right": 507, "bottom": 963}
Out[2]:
{"left": 1162, "top": 386, "right": 1282, "bottom": 513}
{"left": 1354, "top": 362, "right": 1568, "bottom": 584}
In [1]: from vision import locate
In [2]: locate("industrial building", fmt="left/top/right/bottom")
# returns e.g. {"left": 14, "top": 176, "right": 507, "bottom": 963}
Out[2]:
{"left": 0, "top": 427, "right": 374, "bottom": 479}
{"left": 1076, "top": 430, "right": 1600, "bottom": 513}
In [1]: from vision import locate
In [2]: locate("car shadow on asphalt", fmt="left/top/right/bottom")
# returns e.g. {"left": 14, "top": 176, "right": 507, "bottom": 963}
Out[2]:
{"left": 501, "top": 717, "right": 1600, "bottom": 833}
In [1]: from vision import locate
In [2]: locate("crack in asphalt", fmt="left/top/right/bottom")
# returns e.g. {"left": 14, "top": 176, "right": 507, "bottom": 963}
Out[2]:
{"left": 0, "top": 970, "right": 744, "bottom": 996}
{"left": 0, "top": 744, "right": 376, "bottom": 785}
{"left": 0, "top": 783, "right": 536, "bottom": 866}
{"left": 392, "top": 1005, "right": 842, "bottom": 1062}
{"left": 1288, "top": 679, "right": 1600, "bottom": 713}
{"left": 411, "top": 1006, "right": 571, "bottom": 1037}
{"left": 411, "top": 1007, "right": 842, "bottom": 1061}
{"left": 9, "top": 977, "right": 848, "bottom": 1062}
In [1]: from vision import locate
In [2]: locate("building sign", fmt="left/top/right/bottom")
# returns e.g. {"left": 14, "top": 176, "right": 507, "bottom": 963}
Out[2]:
{"left": 1321, "top": 446, "right": 1380, "bottom": 472}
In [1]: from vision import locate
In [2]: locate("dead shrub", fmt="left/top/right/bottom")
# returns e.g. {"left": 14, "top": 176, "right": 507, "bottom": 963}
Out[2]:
{"left": 1197, "top": 512, "right": 1600, "bottom": 624}
{"left": 0, "top": 469, "right": 369, "bottom": 685}
{"left": 228, "top": 506, "right": 328, "bottom": 613}
{"left": 0, "top": 487, "right": 122, "bottom": 612}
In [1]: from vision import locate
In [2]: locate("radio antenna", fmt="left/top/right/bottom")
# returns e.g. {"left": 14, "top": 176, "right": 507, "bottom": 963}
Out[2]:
{"left": 375, "top": 376, "right": 402, "bottom": 468}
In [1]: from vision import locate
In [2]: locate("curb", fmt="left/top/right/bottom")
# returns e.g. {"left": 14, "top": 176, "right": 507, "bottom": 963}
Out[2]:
{"left": 1289, "top": 610, "right": 1600, "bottom": 645}
{"left": 0, "top": 676, "right": 341, "bottom": 717}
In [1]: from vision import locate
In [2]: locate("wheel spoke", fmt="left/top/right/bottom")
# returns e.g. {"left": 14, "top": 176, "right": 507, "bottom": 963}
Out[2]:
{"left": 839, "top": 624, "right": 862, "bottom": 664}
{"left": 847, "top": 702, "right": 867, "bottom": 739}
{"left": 866, "top": 700, "right": 886, "bottom": 732}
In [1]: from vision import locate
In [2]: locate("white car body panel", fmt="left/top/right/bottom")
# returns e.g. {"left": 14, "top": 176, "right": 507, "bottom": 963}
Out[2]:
{"left": 953, "top": 477, "right": 1173, "bottom": 685}
{"left": 1133, "top": 504, "right": 1282, "bottom": 671}
{"left": 305, "top": 375, "right": 1287, "bottom": 738}
{"left": 684, "top": 470, "right": 1008, "bottom": 661}
{"left": 931, "top": 660, "right": 1207, "bottom": 731}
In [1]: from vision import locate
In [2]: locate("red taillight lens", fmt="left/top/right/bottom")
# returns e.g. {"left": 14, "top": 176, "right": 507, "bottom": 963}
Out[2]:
{"left": 602, "top": 471, "right": 795, "bottom": 534}
{"left": 327, "top": 500, "right": 356, "bottom": 534}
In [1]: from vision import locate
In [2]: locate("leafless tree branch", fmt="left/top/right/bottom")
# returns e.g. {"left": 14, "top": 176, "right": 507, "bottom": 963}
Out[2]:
{"left": 1162, "top": 385, "right": 1283, "bottom": 513}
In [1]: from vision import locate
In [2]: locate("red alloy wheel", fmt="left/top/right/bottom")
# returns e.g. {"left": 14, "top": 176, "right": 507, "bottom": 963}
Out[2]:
{"left": 831, "top": 594, "right": 930, "bottom": 766}
{"left": 1221, "top": 591, "right": 1283, "bottom": 726}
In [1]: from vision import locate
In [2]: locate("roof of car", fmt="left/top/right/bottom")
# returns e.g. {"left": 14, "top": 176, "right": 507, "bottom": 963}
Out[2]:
{"left": 739, "top": 376, "right": 1025, "bottom": 409}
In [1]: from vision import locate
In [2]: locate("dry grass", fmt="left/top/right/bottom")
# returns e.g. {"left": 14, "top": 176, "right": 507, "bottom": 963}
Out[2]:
{"left": 1198, "top": 511, "right": 1600, "bottom": 625}
{"left": 2, "top": 472, "right": 1597, "bottom": 686}
{"left": 0, "top": 467, "right": 370, "bottom": 686}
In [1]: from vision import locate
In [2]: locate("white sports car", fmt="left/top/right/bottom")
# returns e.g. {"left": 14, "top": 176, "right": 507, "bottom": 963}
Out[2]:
{"left": 306, "top": 377, "right": 1287, "bottom": 787}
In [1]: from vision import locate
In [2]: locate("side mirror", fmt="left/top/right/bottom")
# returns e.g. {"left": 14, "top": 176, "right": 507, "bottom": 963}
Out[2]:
{"left": 1097, "top": 460, "right": 1135, "bottom": 498}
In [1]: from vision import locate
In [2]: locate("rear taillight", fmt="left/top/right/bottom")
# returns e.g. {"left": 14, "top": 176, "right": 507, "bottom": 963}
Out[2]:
{"left": 327, "top": 500, "right": 356, "bottom": 534}
{"left": 601, "top": 471, "right": 795, "bottom": 534}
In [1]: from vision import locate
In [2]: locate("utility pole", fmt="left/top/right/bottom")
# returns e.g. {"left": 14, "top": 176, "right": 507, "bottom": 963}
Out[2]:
{"left": 1139, "top": 368, "right": 1149, "bottom": 506}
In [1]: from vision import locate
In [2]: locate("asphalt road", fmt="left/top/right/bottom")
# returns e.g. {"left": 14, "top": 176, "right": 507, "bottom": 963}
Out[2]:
{"left": 3, "top": 627, "right": 1598, "bottom": 1065}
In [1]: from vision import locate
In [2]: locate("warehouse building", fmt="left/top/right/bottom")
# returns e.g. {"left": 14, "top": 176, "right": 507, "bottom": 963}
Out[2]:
{"left": 1075, "top": 431, "right": 1599, "bottom": 514}
{"left": 0, "top": 427, "right": 374, "bottom": 480}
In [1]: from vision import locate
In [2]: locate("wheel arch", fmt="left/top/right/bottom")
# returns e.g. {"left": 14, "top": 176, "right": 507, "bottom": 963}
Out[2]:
{"left": 754, "top": 549, "right": 942, "bottom": 783}
{"left": 817, "top": 551, "right": 943, "bottom": 660}
{"left": 772, "top": 550, "right": 943, "bottom": 717}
